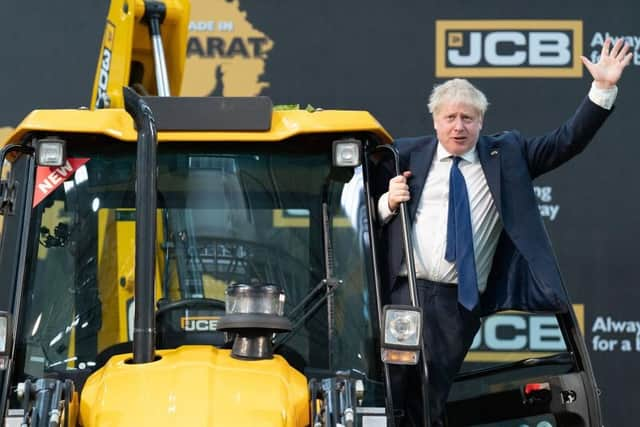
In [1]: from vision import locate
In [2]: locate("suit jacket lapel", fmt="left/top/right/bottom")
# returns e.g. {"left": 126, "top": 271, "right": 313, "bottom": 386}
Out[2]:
{"left": 407, "top": 138, "right": 437, "bottom": 220}
{"left": 477, "top": 137, "right": 502, "bottom": 215}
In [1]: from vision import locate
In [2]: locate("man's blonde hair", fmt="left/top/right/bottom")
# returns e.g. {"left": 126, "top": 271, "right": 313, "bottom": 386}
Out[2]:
{"left": 428, "top": 78, "right": 489, "bottom": 117}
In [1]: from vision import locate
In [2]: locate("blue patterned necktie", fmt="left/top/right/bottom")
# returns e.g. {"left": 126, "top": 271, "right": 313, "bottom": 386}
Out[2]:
{"left": 445, "top": 156, "right": 479, "bottom": 311}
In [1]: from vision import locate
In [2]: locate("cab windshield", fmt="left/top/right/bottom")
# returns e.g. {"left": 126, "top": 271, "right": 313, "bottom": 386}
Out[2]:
{"left": 14, "top": 138, "right": 380, "bottom": 393}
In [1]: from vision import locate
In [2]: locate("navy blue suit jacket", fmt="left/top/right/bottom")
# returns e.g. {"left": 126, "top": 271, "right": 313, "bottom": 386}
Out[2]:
{"left": 377, "top": 97, "right": 612, "bottom": 317}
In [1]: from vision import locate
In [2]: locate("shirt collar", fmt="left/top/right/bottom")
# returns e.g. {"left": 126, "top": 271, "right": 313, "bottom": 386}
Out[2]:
{"left": 436, "top": 142, "right": 479, "bottom": 164}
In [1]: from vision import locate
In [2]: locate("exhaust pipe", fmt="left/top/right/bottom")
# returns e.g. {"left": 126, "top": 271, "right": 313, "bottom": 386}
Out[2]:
{"left": 123, "top": 86, "right": 157, "bottom": 364}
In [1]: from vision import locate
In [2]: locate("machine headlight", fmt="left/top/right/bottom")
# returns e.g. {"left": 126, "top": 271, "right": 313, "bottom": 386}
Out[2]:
{"left": 384, "top": 308, "right": 420, "bottom": 346}
{"left": 35, "top": 137, "right": 67, "bottom": 167}
{"left": 332, "top": 139, "right": 361, "bottom": 167}
{"left": 0, "top": 312, "right": 11, "bottom": 370}
{"left": 381, "top": 305, "right": 422, "bottom": 365}
{"left": 225, "top": 283, "right": 285, "bottom": 316}
{"left": 0, "top": 315, "right": 7, "bottom": 353}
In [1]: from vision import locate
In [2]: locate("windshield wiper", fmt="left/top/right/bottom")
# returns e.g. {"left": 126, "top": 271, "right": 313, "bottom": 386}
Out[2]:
{"left": 273, "top": 276, "right": 342, "bottom": 350}
{"left": 275, "top": 189, "right": 344, "bottom": 354}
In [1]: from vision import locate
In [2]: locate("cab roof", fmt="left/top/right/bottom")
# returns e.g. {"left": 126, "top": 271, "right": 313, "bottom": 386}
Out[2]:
{"left": 8, "top": 98, "right": 393, "bottom": 145}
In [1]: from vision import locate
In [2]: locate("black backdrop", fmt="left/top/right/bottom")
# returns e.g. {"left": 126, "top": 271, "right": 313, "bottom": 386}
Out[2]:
{"left": 1, "top": 1, "right": 638, "bottom": 425}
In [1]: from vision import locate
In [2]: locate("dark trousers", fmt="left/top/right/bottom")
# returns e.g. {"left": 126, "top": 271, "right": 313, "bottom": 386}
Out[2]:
{"left": 389, "top": 278, "right": 481, "bottom": 427}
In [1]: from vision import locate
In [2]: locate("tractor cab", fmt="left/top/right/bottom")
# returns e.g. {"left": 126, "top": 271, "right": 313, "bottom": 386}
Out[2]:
{"left": 0, "top": 95, "right": 398, "bottom": 426}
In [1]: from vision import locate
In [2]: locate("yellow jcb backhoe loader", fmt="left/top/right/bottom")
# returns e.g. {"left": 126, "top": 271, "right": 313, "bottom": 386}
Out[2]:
{"left": 0, "top": 1, "right": 605, "bottom": 426}
{"left": 0, "top": 1, "right": 428, "bottom": 426}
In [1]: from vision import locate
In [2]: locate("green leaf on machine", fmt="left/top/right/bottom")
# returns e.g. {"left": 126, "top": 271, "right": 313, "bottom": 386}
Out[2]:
{"left": 272, "top": 104, "right": 317, "bottom": 112}
{"left": 273, "top": 104, "right": 300, "bottom": 111}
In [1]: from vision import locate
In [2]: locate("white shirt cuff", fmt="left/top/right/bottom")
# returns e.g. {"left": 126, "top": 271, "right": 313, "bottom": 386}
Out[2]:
{"left": 588, "top": 82, "right": 618, "bottom": 110}
{"left": 377, "top": 192, "right": 397, "bottom": 223}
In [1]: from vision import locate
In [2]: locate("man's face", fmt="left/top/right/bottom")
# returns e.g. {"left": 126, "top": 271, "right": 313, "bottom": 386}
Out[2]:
{"left": 433, "top": 102, "right": 483, "bottom": 156}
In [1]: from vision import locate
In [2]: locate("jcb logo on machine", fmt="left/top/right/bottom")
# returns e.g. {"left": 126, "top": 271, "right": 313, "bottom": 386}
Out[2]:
{"left": 180, "top": 316, "right": 220, "bottom": 332}
{"left": 95, "top": 21, "right": 115, "bottom": 109}
{"left": 435, "top": 20, "right": 583, "bottom": 77}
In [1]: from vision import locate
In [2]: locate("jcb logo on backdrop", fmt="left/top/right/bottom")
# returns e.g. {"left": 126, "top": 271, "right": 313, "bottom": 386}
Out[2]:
{"left": 465, "top": 304, "right": 584, "bottom": 362}
{"left": 436, "top": 20, "right": 583, "bottom": 78}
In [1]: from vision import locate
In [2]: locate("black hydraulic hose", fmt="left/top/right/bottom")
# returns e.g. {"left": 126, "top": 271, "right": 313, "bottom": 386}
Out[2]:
{"left": 47, "top": 380, "right": 63, "bottom": 427}
{"left": 123, "top": 87, "right": 158, "bottom": 364}
{"left": 32, "top": 379, "right": 55, "bottom": 427}
{"left": 371, "top": 144, "right": 431, "bottom": 427}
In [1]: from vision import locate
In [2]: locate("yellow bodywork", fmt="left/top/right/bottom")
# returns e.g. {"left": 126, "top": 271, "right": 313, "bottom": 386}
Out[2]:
{"left": 80, "top": 346, "right": 309, "bottom": 427}
{"left": 97, "top": 209, "right": 167, "bottom": 350}
{"left": 7, "top": 107, "right": 392, "bottom": 146}
{"left": 90, "top": 0, "right": 190, "bottom": 109}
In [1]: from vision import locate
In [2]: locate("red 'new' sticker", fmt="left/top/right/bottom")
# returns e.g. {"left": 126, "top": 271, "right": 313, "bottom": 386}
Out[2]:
{"left": 33, "top": 158, "right": 90, "bottom": 207}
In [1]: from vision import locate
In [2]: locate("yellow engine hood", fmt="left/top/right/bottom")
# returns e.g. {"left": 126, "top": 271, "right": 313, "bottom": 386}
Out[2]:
{"left": 80, "top": 346, "right": 309, "bottom": 427}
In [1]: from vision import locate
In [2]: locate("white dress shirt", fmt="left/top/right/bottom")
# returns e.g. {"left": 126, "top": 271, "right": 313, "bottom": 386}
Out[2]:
{"left": 378, "top": 83, "right": 617, "bottom": 293}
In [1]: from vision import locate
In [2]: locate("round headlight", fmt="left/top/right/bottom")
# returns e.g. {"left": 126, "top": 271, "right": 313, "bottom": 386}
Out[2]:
{"left": 389, "top": 316, "right": 415, "bottom": 341}
{"left": 384, "top": 308, "right": 421, "bottom": 347}
{"left": 389, "top": 315, "right": 414, "bottom": 342}
{"left": 225, "top": 283, "right": 285, "bottom": 316}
